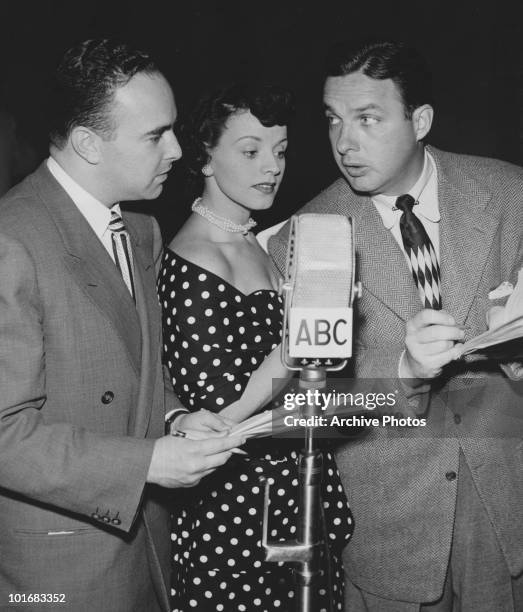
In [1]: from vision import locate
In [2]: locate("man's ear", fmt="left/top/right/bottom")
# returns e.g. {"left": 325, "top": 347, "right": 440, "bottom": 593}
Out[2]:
{"left": 70, "top": 126, "right": 102, "bottom": 164}
{"left": 412, "top": 104, "right": 434, "bottom": 141}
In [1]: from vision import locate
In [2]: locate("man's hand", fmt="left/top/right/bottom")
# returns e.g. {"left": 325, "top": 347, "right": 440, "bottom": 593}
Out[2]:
{"left": 173, "top": 408, "right": 235, "bottom": 436}
{"left": 401, "top": 309, "right": 464, "bottom": 380}
{"left": 147, "top": 434, "right": 245, "bottom": 488}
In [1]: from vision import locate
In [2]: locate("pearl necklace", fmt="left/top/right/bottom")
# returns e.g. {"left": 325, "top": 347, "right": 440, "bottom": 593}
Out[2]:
{"left": 191, "top": 198, "right": 257, "bottom": 235}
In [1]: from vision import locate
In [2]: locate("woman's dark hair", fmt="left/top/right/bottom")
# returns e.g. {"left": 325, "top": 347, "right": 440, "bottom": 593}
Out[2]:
{"left": 324, "top": 40, "right": 433, "bottom": 118}
{"left": 181, "top": 82, "right": 294, "bottom": 191}
{"left": 48, "top": 38, "right": 159, "bottom": 148}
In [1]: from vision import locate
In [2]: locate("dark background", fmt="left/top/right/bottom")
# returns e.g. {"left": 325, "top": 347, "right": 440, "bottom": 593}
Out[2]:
{"left": 1, "top": 0, "right": 521, "bottom": 240}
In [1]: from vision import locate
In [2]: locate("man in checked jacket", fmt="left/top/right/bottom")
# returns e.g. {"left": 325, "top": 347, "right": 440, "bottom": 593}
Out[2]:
{"left": 269, "top": 40, "right": 523, "bottom": 611}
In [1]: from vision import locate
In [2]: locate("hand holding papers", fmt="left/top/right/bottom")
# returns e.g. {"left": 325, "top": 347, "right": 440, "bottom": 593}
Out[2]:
{"left": 457, "top": 268, "right": 523, "bottom": 356}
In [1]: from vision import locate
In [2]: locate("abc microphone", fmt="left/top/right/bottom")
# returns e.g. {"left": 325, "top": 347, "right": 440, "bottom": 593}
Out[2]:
{"left": 262, "top": 213, "right": 361, "bottom": 612}
{"left": 281, "top": 213, "right": 360, "bottom": 367}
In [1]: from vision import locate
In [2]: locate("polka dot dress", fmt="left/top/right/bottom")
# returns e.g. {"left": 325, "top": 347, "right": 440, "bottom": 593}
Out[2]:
{"left": 159, "top": 249, "right": 353, "bottom": 612}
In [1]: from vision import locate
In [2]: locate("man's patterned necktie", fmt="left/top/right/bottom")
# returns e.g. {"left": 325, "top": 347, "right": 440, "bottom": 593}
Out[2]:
{"left": 395, "top": 194, "right": 441, "bottom": 309}
{"left": 108, "top": 210, "right": 136, "bottom": 301}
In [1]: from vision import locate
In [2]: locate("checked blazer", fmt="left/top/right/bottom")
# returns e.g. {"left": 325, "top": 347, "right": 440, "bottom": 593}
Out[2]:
{"left": 268, "top": 146, "right": 523, "bottom": 602}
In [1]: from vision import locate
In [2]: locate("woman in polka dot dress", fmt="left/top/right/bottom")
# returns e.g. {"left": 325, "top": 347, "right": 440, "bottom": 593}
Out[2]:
{"left": 158, "top": 83, "right": 353, "bottom": 612}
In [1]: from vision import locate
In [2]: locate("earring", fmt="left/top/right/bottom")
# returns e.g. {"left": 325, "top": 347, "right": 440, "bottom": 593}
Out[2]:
{"left": 201, "top": 164, "right": 213, "bottom": 177}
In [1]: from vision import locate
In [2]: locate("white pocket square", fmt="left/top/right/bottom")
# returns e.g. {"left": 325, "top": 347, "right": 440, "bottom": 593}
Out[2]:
{"left": 488, "top": 281, "right": 514, "bottom": 300}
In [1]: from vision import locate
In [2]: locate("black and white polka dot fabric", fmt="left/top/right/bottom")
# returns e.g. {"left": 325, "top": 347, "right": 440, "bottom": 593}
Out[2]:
{"left": 159, "top": 249, "right": 282, "bottom": 411}
{"left": 158, "top": 249, "right": 353, "bottom": 612}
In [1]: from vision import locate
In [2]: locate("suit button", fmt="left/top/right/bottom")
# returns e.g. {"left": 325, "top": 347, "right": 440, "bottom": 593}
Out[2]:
{"left": 445, "top": 471, "right": 457, "bottom": 481}
{"left": 91, "top": 512, "right": 100, "bottom": 520}
{"left": 102, "top": 515, "right": 111, "bottom": 523}
{"left": 101, "top": 391, "right": 114, "bottom": 404}
{"left": 111, "top": 518, "right": 121, "bottom": 526}
{"left": 454, "top": 414, "right": 462, "bottom": 424}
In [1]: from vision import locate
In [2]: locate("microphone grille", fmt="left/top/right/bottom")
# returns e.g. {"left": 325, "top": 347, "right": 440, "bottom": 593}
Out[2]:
{"left": 285, "top": 214, "right": 353, "bottom": 307}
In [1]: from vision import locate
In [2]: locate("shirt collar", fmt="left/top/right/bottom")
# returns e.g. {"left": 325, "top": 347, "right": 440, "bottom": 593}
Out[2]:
{"left": 46, "top": 156, "right": 120, "bottom": 239}
{"left": 372, "top": 149, "right": 440, "bottom": 230}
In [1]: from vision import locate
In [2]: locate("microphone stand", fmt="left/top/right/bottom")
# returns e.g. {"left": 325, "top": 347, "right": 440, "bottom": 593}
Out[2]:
{"left": 261, "top": 366, "right": 327, "bottom": 612}
{"left": 261, "top": 281, "right": 355, "bottom": 612}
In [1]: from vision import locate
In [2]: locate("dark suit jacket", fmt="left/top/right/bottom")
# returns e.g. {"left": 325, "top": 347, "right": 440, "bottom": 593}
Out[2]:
{"left": 0, "top": 163, "right": 174, "bottom": 611}
{"left": 269, "top": 146, "right": 523, "bottom": 602}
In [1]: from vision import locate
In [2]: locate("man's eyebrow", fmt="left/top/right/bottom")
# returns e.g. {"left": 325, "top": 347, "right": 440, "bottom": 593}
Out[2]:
{"left": 353, "top": 103, "right": 382, "bottom": 112}
{"left": 144, "top": 124, "right": 173, "bottom": 137}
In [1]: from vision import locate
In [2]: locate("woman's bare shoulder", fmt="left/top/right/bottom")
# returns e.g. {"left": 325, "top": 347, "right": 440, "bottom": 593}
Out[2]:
{"left": 167, "top": 229, "right": 231, "bottom": 281}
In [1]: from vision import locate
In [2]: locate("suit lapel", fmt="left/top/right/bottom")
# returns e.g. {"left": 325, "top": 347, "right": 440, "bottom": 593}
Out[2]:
{"left": 430, "top": 148, "right": 499, "bottom": 325}
{"left": 31, "top": 164, "right": 142, "bottom": 373}
{"left": 355, "top": 202, "right": 421, "bottom": 321}
{"left": 124, "top": 214, "right": 162, "bottom": 437}
{"left": 327, "top": 182, "right": 421, "bottom": 322}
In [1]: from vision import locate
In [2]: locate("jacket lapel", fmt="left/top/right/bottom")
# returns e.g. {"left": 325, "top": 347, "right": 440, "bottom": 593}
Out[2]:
{"left": 31, "top": 163, "right": 142, "bottom": 373}
{"left": 124, "top": 215, "right": 162, "bottom": 437}
{"left": 353, "top": 200, "right": 421, "bottom": 322}
{"left": 430, "top": 147, "right": 499, "bottom": 325}
{"left": 326, "top": 182, "right": 421, "bottom": 322}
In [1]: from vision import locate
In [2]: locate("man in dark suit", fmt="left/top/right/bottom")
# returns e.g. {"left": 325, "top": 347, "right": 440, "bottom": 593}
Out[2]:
{"left": 269, "top": 40, "right": 523, "bottom": 611}
{"left": 0, "top": 39, "right": 243, "bottom": 611}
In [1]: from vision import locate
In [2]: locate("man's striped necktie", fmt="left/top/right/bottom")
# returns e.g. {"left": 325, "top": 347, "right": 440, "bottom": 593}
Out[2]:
{"left": 108, "top": 210, "right": 136, "bottom": 301}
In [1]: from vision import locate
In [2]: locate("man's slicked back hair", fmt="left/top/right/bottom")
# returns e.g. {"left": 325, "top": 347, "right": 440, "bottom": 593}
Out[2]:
{"left": 324, "top": 40, "right": 433, "bottom": 117}
{"left": 48, "top": 39, "right": 159, "bottom": 147}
